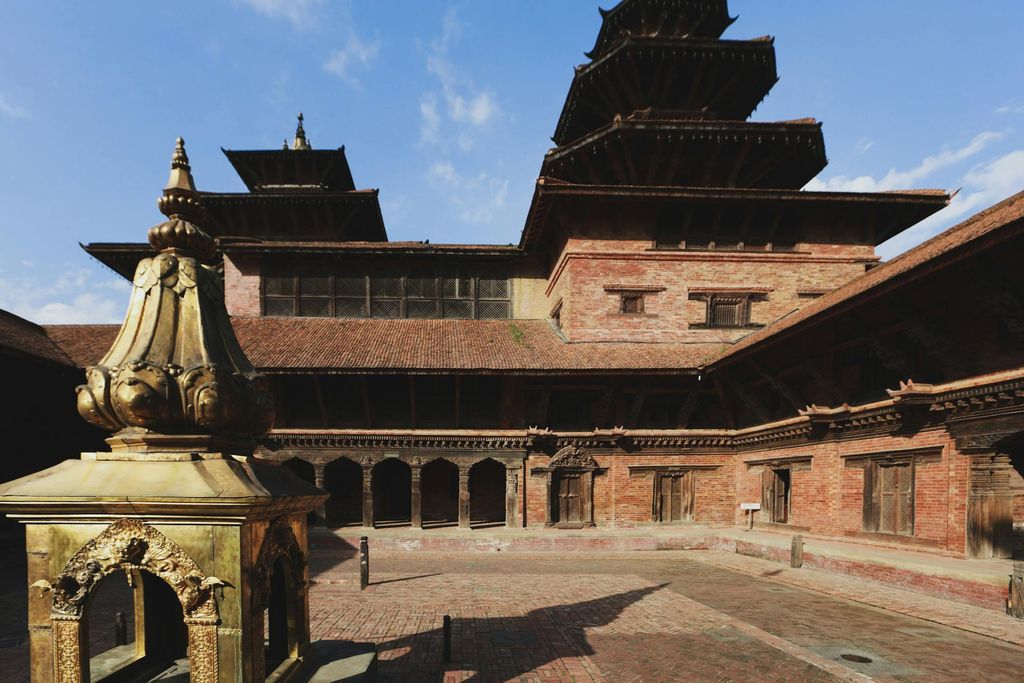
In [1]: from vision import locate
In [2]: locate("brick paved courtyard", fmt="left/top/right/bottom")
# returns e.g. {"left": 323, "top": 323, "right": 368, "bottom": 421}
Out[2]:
{"left": 2, "top": 548, "right": 1023, "bottom": 681}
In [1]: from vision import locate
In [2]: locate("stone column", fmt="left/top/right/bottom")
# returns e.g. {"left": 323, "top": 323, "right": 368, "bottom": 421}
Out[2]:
{"left": 361, "top": 460, "right": 374, "bottom": 528}
{"left": 458, "top": 465, "right": 471, "bottom": 529}
{"left": 505, "top": 465, "right": 519, "bottom": 528}
{"left": 410, "top": 464, "right": 423, "bottom": 529}
{"left": 313, "top": 463, "right": 327, "bottom": 527}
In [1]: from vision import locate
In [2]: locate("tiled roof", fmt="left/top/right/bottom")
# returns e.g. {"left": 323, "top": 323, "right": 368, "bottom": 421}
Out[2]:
{"left": 710, "top": 189, "right": 1024, "bottom": 367}
{"left": 44, "top": 319, "right": 724, "bottom": 374}
{"left": 0, "top": 310, "right": 73, "bottom": 365}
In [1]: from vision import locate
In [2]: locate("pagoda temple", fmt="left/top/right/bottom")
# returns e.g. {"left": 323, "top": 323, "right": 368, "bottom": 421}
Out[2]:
{"left": 7, "top": 0, "right": 1023, "bottom": 568}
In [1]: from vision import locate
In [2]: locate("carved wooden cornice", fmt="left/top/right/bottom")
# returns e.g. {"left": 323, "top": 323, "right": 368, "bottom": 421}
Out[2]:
{"left": 265, "top": 432, "right": 530, "bottom": 451}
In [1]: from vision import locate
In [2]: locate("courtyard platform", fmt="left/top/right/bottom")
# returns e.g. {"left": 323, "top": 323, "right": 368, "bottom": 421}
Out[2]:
{"left": 310, "top": 525, "right": 1014, "bottom": 612}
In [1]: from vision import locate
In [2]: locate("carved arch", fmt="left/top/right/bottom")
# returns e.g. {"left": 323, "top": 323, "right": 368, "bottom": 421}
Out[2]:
{"left": 252, "top": 519, "right": 305, "bottom": 610}
{"left": 51, "top": 518, "right": 218, "bottom": 620}
{"left": 549, "top": 445, "right": 598, "bottom": 469}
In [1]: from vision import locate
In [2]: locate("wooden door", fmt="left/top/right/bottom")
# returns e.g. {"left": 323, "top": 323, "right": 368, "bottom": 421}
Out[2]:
{"left": 658, "top": 472, "right": 694, "bottom": 522}
{"left": 773, "top": 469, "right": 790, "bottom": 524}
{"left": 557, "top": 472, "right": 582, "bottom": 523}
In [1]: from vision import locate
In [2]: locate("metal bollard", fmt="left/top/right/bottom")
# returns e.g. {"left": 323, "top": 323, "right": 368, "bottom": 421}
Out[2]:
{"left": 790, "top": 534, "right": 804, "bottom": 568}
{"left": 359, "top": 536, "right": 369, "bottom": 590}
{"left": 114, "top": 611, "right": 127, "bottom": 646}
{"left": 442, "top": 614, "right": 452, "bottom": 663}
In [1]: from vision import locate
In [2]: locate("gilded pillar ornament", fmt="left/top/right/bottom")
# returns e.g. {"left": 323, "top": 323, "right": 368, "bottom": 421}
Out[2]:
{"left": 74, "top": 138, "right": 274, "bottom": 452}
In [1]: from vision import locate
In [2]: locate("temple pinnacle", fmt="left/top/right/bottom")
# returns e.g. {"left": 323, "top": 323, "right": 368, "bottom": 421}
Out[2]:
{"left": 292, "top": 112, "right": 311, "bottom": 150}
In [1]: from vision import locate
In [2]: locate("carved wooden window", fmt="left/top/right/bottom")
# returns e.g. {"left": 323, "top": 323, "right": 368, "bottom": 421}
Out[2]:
{"left": 709, "top": 295, "right": 748, "bottom": 327}
{"left": 864, "top": 459, "right": 914, "bottom": 536}
{"left": 689, "top": 292, "right": 763, "bottom": 328}
{"left": 262, "top": 262, "right": 510, "bottom": 319}
{"left": 620, "top": 292, "right": 644, "bottom": 314}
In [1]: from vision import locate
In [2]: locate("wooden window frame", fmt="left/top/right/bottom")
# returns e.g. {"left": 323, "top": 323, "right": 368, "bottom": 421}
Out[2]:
{"left": 619, "top": 292, "right": 645, "bottom": 315}
{"left": 843, "top": 447, "right": 941, "bottom": 538}
{"left": 261, "top": 262, "right": 511, "bottom": 320}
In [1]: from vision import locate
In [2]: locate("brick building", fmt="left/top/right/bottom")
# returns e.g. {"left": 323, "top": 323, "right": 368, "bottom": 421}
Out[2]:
{"left": 28, "top": 0, "right": 1024, "bottom": 558}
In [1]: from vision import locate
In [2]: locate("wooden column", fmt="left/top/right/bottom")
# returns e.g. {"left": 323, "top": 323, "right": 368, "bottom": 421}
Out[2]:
{"left": 583, "top": 470, "right": 595, "bottom": 527}
{"left": 312, "top": 463, "right": 327, "bottom": 527}
{"left": 410, "top": 464, "right": 423, "bottom": 529}
{"left": 458, "top": 465, "right": 471, "bottom": 529}
{"left": 505, "top": 465, "right": 519, "bottom": 528}
{"left": 543, "top": 471, "right": 554, "bottom": 527}
{"left": 361, "top": 461, "right": 374, "bottom": 528}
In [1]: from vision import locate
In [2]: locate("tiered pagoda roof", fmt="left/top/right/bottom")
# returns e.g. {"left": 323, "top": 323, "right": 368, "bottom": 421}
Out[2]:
{"left": 87, "top": 115, "right": 389, "bottom": 277}
{"left": 524, "top": 0, "right": 949, "bottom": 252}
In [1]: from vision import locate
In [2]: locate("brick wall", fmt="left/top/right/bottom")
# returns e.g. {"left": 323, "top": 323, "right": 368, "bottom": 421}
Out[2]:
{"left": 542, "top": 232, "right": 873, "bottom": 342}
{"left": 736, "top": 429, "right": 969, "bottom": 554}
{"left": 224, "top": 253, "right": 261, "bottom": 317}
{"left": 524, "top": 451, "right": 734, "bottom": 528}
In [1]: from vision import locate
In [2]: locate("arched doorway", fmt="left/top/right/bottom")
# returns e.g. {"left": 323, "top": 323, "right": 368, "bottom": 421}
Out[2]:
{"left": 470, "top": 458, "right": 506, "bottom": 527}
{"left": 324, "top": 457, "right": 362, "bottom": 527}
{"left": 283, "top": 457, "right": 317, "bottom": 524}
{"left": 86, "top": 569, "right": 187, "bottom": 680}
{"left": 264, "top": 557, "right": 298, "bottom": 678}
{"left": 421, "top": 459, "right": 459, "bottom": 528}
{"left": 372, "top": 459, "right": 411, "bottom": 527}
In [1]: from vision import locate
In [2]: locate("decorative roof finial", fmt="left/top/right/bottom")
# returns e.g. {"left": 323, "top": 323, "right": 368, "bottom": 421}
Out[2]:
{"left": 75, "top": 136, "right": 275, "bottom": 454}
{"left": 292, "top": 112, "right": 311, "bottom": 150}
{"left": 151, "top": 137, "right": 214, "bottom": 261}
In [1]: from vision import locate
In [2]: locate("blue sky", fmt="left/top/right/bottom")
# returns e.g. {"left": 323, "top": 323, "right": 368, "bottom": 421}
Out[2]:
{"left": 2, "top": 0, "right": 1023, "bottom": 324}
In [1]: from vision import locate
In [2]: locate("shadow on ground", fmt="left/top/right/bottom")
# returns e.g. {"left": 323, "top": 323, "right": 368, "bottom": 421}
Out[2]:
{"left": 373, "top": 583, "right": 667, "bottom": 682}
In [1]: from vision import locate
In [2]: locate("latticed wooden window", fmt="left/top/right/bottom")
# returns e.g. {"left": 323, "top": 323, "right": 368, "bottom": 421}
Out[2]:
{"left": 620, "top": 292, "right": 644, "bottom": 314}
{"left": 709, "top": 295, "right": 747, "bottom": 327}
{"left": 261, "top": 262, "right": 511, "bottom": 319}
{"left": 864, "top": 459, "right": 914, "bottom": 536}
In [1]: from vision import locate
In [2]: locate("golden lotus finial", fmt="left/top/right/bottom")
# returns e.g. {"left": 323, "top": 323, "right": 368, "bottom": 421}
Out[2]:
{"left": 75, "top": 137, "right": 274, "bottom": 454}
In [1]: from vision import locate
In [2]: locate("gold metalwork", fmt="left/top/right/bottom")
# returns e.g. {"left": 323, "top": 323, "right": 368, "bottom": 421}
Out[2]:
{"left": 49, "top": 518, "right": 220, "bottom": 620}
{"left": 52, "top": 618, "right": 84, "bottom": 683}
{"left": 292, "top": 112, "right": 311, "bottom": 150}
{"left": 186, "top": 620, "right": 220, "bottom": 681}
{"left": 75, "top": 137, "right": 274, "bottom": 450}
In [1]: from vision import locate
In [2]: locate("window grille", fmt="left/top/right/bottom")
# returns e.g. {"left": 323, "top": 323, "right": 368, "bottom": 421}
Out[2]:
{"left": 262, "top": 263, "right": 511, "bottom": 319}
{"left": 620, "top": 292, "right": 645, "bottom": 314}
{"left": 709, "top": 296, "right": 746, "bottom": 327}
{"left": 863, "top": 458, "right": 915, "bottom": 536}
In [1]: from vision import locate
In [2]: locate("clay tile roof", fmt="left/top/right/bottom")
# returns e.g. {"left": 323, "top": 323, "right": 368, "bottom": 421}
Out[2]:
{"left": 42, "top": 324, "right": 118, "bottom": 367}
{"left": 0, "top": 310, "right": 73, "bottom": 365}
{"left": 710, "top": 189, "right": 1024, "bottom": 367}
{"left": 44, "top": 319, "right": 724, "bottom": 375}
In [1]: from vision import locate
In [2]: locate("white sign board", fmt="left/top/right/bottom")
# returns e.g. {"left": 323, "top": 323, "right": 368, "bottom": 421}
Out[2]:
{"left": 740, "top": 503, "right": 761, "bottom": 511}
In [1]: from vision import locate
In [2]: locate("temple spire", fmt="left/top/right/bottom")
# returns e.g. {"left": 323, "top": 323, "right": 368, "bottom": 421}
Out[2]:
{"left": 75, "top": 137, "right": 274, "bottom": 453}
{"left": 292, "top": 112, "right": 311, "bottom": 150}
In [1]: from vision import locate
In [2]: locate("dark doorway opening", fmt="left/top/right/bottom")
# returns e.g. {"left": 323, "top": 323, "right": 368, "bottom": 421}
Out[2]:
{"left": 87, "top": 569, "right": 187, "bottom": 681}
{"left": 552, "top": 470, "right": 583, "bottom": 525}
{"left": 265, "top": 557, "right": 296, "bottom": 679}
{"left": 325, "top": 457, "right": 362, "bottom": 527}
{"left": 372, "top": 459, "right": 411, "bottom": 527}
{"left": 470, "top": 459, "right": 505, "bottom": 527}
{"left": 421, "top": 459, "right": 459, "bottom": 528}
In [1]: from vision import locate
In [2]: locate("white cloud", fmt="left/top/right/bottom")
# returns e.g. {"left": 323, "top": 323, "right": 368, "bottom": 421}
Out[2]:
{"left": 806, "top": 131, "right": 1004, "bottom": 192}
{"left": 0, "top": 267, "right": 127, "bottom": 324}
{"left": 854, "top": 137, "right": 875, "bottom": 156}
{"left": 0, "top": 95, "right": 28, "bottom": 120}
{"left": 995, "top": 104, "right": 1024, "bottom": 115}
{"left": 323, "top": 30, "right": 380, "bottom": 88}
{"left": 878, "top": 148, "right": 1024, "bottom": 259}
{"left": 235, "top": 0, "right": 323, "bottom": 29}
{"left": 418, "top": 8, "right": 502, "bottom": 150}
{"left": 427, "top": 161, "right": 509, "bottom": 225}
